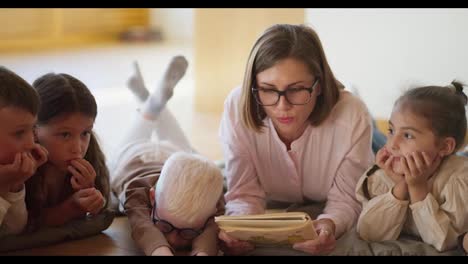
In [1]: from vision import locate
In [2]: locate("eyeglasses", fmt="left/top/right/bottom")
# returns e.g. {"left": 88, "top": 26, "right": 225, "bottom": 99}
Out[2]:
{"left": 151, "top": 206, "right": 213, "bottom": 240}
{"left": 252, "top": 79, "right": 320, "bottom": 106}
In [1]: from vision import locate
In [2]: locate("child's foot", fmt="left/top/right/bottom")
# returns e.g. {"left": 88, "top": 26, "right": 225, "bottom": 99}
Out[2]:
{"left": 127, "top": 61, "right": 150, "bottom": 103}
{"left": 143, "top": 55, "right": 188, "bottom": 118}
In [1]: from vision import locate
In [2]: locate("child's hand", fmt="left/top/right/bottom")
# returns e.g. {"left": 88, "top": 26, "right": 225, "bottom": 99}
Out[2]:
{"left": 463, "top": 232, "right": 468, "bottom": 254}
{"left": 195, "top": 252, "right": 209, "bottom": 256}
{"left": 0, "top": 152, "right": 39, "bottom": 193}
{"left": 293, "top": 218, "right": 336, "bottom": 255}
{"left": 218, "top": 230, "right": 255, "bottom": 255}
{"left": 376, "top": 146, "right": 404, "bottom": 184}
{"left": 71, "top": 187, "right": 105, "bottom": 215}
{"left": 392, "top": 180, "right": 409, "bottom": 201}
{"left": 69, "top": 159, "right": 96, "bottom": 190}
{"left": 151, "top": 246, "right": 174, "bottom": 256}
{"left": 402, "top": 152, "right": 441, "bottom": 187}
{"left": 30, "top": 143, "right": 48, "bottom": 168}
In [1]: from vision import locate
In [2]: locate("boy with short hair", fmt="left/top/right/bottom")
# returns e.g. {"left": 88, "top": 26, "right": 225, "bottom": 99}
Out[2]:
{"left": 0, "top": 67, "right": 48, "bottom": 236}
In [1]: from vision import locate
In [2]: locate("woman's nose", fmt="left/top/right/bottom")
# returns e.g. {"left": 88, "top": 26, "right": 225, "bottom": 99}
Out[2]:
{"left": 276, "top": 94, "right": 292, "bottom": 110}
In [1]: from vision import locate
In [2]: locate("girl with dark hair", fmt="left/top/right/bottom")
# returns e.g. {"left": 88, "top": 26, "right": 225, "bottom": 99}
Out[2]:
{"left": 25, "top": 73, "right": 110, "bottom": 231}
{"left": 356, "top": 81, "right": 468, "bottom": 252}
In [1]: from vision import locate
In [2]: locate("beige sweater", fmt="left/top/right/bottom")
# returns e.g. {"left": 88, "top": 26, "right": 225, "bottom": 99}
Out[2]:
{"left": 356, "top": 155, "right": 468, "bottom": 252}
{"left": 0, "top": 186, "right": 27, "bottom": 237}
{"left": 111, "top": 140, "right": 224, "bottom": 256}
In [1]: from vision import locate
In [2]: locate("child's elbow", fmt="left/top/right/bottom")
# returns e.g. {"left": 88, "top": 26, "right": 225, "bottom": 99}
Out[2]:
{"left": 430, "top": 238, "right": 456, "bottom": 252}
{"left": 5, "top": 215, "right": 28, "bottom": 235}
{"left": 357, "top": 226, "right": 376, "bottom": 242}
{"left": 356, "top": 221, "right": 373, "bottom": 241}
{"left": 356, "top": 219, "right": 393, "bottom": 242}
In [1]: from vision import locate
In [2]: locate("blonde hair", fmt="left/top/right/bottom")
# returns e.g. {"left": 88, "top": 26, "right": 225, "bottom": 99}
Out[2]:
{"left": 240, "top": 24, "right": 343, "bottom": 132}
{"left": 155, "top": 152, "right": 223, "bottom": 226}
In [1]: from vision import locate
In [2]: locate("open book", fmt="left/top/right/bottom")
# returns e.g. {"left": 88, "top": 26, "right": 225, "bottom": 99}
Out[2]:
{"left": 215, "top": 212, "right": 317, "bottom": 246}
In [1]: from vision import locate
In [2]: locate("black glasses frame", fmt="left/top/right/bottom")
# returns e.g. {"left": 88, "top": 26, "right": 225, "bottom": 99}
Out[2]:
{"left": 252, "top": 79, "right": 320, "bottom": 106}
{"left": 151, "top": 206, "right": 213, "bottom": 240}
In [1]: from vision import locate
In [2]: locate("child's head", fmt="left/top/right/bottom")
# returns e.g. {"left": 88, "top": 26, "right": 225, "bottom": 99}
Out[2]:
{"left": 387, "top": 81, "right": 467, "bottom": 173}
{"left": 152, "top": 152, "right": 224, "bottom": 249}
{"left": 32, "top": 73, "right": 98, "bottom": 172}
{"left": 0, "top": 67, "right": 39, "bottom": 164}
{"left": 32, "top": 72, "right": 110, "bottom": 201}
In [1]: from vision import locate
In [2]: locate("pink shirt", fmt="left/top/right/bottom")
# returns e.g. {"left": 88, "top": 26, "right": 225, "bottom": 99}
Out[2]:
{"left": 219, "top": 87, "right": 374, "bottom": 237}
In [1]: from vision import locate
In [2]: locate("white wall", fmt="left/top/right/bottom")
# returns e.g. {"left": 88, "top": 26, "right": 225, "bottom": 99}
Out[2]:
{"left": 150, "top": 8, "right": 194, "bottom": 42}
{"left": 306, "top": 8, "right": 468, "bottom": 119}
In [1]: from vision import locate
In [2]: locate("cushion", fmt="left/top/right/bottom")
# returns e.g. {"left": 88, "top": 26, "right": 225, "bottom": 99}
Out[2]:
{"left": 330, "top": 229, "right": 464, "bottom": 256}
{"left": 241, "top": 229, "right": 464, "bottom": 256}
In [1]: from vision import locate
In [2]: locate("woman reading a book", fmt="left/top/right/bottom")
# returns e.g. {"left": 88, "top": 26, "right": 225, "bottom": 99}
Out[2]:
{"left": 218, "top": 24, "right": 374, "bottom": 255}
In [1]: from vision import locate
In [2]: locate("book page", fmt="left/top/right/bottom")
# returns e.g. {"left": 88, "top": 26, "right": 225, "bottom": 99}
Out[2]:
{"left": 218, "top": 219, "right": 306, "bottom": 228}
{"left": 223, "top": 221, "right": 317, "bottom": 245}
{"left": 215, "top": 212, "right": 308, "bottom": 221}
{"left": 215, "top": 212, "right": 318, "bottom": 245}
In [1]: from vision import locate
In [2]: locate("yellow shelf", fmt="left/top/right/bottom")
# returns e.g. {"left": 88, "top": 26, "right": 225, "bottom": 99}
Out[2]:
{"left": 0, "top": 8, "right": 149, "bottom": 52}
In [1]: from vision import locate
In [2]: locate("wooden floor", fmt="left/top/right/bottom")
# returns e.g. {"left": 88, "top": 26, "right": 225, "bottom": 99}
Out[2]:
{"left": 2, "top": 217, "right": 143, "bottom": 256}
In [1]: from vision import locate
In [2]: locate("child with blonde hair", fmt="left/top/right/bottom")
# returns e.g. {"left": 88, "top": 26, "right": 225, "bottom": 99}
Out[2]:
{"left": 356, "top": 81, "right": 468, "bottom": 252}
{"left": 0, "top": 67, "right": 48, "bottom": 236}
{"left": 110, "top": 56, "right": 224, "bottom": 256}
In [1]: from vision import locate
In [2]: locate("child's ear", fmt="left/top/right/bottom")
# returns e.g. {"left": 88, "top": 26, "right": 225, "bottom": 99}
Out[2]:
{"left": 438, "top": 137, "right": 456, "bottom": 157}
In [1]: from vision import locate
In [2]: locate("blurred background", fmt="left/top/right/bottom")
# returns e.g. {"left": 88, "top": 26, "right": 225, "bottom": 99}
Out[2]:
{"left": 1, "top": 8, "right": 467, "bottom": 162}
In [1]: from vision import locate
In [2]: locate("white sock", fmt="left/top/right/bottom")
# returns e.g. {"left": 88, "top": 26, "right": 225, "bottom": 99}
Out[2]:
{"left": 127, "top": 61, "right": 150, "bottom": 103}
{"left": 143, "top": 55, "right": 188, "bottom": 118}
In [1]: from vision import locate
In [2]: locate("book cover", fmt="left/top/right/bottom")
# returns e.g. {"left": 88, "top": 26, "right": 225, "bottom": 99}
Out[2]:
{"left": 215, "top": 212, "right": 317, "bottom": 246}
